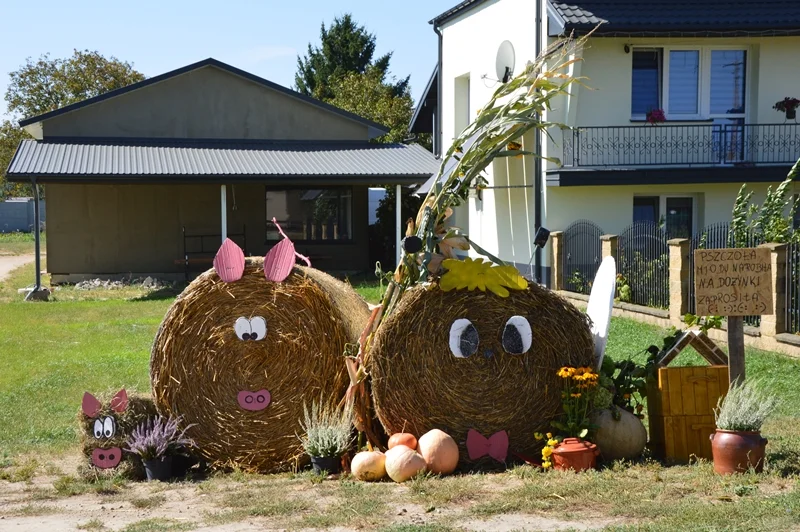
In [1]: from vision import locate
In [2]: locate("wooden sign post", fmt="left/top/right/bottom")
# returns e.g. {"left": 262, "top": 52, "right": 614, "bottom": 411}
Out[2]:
{"left": 694, "top": 248, "right": 773, "bottom": 383}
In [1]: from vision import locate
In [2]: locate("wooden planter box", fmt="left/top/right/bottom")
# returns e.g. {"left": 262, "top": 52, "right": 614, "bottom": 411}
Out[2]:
{"left": 646, "top": 330, "right": 729, "bottom": 463}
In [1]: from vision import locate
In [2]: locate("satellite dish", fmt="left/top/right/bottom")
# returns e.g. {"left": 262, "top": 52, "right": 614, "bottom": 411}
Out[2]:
{"left": 496, "top": 40, "right": 515, "bottom": 83}
{"left": 586, "top": 256, "right": 616, "bottom": 370}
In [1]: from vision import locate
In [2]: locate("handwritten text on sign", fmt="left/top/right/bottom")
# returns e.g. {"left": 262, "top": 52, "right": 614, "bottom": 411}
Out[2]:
{"left": 694, "top": 248, "right": 773, "bottom": 316}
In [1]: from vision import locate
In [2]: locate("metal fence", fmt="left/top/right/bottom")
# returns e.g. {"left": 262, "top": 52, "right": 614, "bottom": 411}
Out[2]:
{"left": 562, "top": 123, "right": 800, "bottom": 168}
{"left": 688, "top": 222, "right": 763, "bottom": 327}
{"left": 561, "top": 220, "right": 604, "bottom": 295}
{"left": 787, "top": 241, "right": 800, "bottom": 334}
{"left": 617, "top": 221, "right": 669, "bottom": 309}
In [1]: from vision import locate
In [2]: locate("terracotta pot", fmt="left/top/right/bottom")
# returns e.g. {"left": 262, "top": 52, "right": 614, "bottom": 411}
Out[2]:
{"left": 551, "top": 438, "right": 599, "bottom": 472}
{"left": 709, "top": 430, "right": 767, "bottom": 474}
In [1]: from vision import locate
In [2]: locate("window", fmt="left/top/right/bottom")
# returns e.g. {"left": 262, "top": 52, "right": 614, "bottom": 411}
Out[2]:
{"left": 454, "top": 74, "right": 470, "bottom": 136}
{"left": 633, "top": 196, "right": 660, "bottom": 224}
{"left": 630, "top": 47, "right": 747, "bottom": 120}
{"left": 631, "top": 50, "right": 661, "bottom": 116}
{"left": 266, "top": 188, "right": 353, "bottom": 242}
{"left": 666, "top": 197, "right": 693, "bottom": 238}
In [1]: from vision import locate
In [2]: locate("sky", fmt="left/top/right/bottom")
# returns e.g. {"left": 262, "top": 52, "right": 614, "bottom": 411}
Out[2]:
{"left": 0, "top": 0, "right": 456, "bottom": 121}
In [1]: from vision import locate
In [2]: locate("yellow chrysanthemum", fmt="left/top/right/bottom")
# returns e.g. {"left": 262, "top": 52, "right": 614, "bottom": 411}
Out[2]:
{"left": 542, "top": 446, "right": 553, "bottom": 458}
{"left": 542, "top": 460, "right": 552, "bottom": 469}
{"left": 440, "top": 257, "right": 528, "bottom": 297}
{"left": 547, "top": 438, "right": 559, "bottom": 447}
{"left": 546, "top": 433, "right": 553, "bottom": 439}
{"left": 534, "top": 432, "right": 545, "bottom": 441}
{"left": 557, "top": 367, "right": 576, "bottom": 379}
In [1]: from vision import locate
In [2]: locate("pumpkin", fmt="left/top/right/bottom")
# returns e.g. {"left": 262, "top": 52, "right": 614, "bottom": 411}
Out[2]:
{"left": 590, "top": 408, "right": 647, "bottom": 461}
{"left": 351, "top": 451, "right": 386, "bottom": 482}
{"left": 388, "top": 432, "right": 418, "bottom": 450}
{"left": 384, "top": 444, "right": 426, "bottom": 482}
{"left": 417, "top": 429, "right": 459, "bottom": 475}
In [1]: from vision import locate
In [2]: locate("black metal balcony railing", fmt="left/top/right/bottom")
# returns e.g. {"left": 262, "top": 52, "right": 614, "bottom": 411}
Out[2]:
{"left": 562, "top": 123, "right": 800, "bottom": 168}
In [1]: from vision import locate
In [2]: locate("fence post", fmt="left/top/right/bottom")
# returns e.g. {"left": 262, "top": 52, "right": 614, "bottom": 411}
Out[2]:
{"left": 600, "top": 234, "right": 618, "bottom": 263}
{"left": 550, "top": 231, "right": 564, "bottom": 290}
{"left": 758, "top": 242, "right": 787, "bottom": 337}
{"left": 668, "top": 238, "right": 690, "bottom": 326}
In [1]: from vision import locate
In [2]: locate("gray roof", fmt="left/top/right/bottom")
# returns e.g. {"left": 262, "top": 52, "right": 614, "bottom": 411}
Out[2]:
{"left": 7, "top": 139, "right": 438, "bottom": 185}
{"left": 551, "top": 1, "right": 800, "bottom": 35}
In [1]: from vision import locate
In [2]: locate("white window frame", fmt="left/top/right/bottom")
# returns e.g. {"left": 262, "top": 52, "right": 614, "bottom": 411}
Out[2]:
{"left": 632, "top": 193, "right": 699, "bottom": 235}
{"left": 631, "top": 45, "right": 750, "bottom": 123}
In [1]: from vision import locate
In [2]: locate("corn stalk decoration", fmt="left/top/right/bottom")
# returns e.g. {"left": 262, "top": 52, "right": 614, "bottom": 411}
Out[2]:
{"left": 344, "top": 35, "right": 589, "bottom": 443}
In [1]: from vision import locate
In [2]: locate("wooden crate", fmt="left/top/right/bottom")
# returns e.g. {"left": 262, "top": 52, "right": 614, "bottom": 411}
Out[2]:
{"left": 647, "top": 365, "right": 729, "bottom": 463}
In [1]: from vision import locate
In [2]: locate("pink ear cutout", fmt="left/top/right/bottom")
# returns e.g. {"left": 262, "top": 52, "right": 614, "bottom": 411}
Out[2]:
{"left": 264, "top": 218, "right": 311, "bottom": 282}
{"left": 214, "top": 238, "right": 246, "bottom": 283}
{"left": 82, "top": 392, "right": 103, "bottom": 418}
{"left": 110, "top": 389, "right": 128, "bottom": 413}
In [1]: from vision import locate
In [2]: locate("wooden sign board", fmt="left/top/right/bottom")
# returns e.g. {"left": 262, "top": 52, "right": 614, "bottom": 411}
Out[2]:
{"left": 694, "top": 248, "right": 772, "bottom": 316}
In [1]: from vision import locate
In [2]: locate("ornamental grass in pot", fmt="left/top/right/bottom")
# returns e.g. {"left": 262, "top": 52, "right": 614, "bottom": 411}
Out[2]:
{"left": 298, "top": 402, "right": 352, "bottom": 475}
{"left": 711, "top": 378, "right": 777, "bottom": 474}
{"left": 125, "top": 416, "right": 195, "bottom": 481}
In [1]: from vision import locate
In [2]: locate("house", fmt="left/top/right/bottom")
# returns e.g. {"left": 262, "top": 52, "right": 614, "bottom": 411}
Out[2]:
{"left": 6, "top": 58, "right": 438, "bottom": 283}
{"left": 411, "top": 0, "right": 800, "bottom": 285}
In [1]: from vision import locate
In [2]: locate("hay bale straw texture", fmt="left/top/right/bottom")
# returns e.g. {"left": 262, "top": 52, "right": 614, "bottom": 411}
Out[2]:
{"left": 78, "top": 392, "right": 157, "bottom": 479}
{"left": 369, "top": 284, "right": 594, "bottom": 467}
{"left": 151, "top": 259, "right": 369, "bottom": 472}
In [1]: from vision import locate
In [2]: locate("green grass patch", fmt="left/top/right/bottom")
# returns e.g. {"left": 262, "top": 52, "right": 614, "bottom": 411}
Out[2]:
{"left": 120, "top": 519, "right": 194, "bottom": 532}
{"left": 300, "top": 480, "right": 390, "bottom": 528}
{"left": 77, "top": 519, "right": 107, "bottom": 530}
{"left": 130, "top": 494, "right": 167, "bottom": 509}
{"left": 0, "top": 231, "right": 43, "bottom": 256}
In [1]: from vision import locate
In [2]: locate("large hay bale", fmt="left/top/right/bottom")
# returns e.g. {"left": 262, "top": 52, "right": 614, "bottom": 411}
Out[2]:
{"left": 369, "top": 283, "right": 595, "bottom": 468}
{"left": 151, "top": 259, "right": 369, "bottom": 472}
{"left": 78, "top": 389, "right": 157, "bottom": 479}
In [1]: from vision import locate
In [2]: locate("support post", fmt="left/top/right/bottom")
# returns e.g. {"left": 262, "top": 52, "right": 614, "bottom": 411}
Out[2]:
{"left": 396, "top": 184, "right": 402, "bottom": 265}
{"left": 668, "top": 238, "right": 690, "bottom": 326}
{"left": 550, "top": 231, "right": 564, "bottom": 290}
{"left": 220, "top": 184, "right": 228, "bottom": 243}
{"left": 600, "top": 234, "right": 618, "bottom": 263}
{"left": 758, "top": 242, "right": 787, "bottom": 337}
{"left": 33, "top": 181, "right": 41, "bottom": 291}
{"left": 727, "top": 316, "right": 745, "bottom": 383}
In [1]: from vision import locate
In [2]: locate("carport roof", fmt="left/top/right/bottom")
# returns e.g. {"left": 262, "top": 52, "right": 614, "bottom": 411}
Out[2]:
{"left": 7, "top": 138, "right": 439, "bottom": 185}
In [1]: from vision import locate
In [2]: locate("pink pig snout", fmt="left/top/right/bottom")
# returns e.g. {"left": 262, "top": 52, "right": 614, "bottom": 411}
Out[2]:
{"left": 237, "top": 390, "right": 271, "bottom": 411}
{"left": 92, "top": 447, "right": 122, "bottom": 469}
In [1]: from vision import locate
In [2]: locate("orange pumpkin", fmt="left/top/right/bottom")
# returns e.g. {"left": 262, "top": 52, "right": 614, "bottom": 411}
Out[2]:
{"left": 388, "top": 432, "right": 418, "bottom": 450}
{"left": 418, "top": 429, "right": 459, "bottom": 475}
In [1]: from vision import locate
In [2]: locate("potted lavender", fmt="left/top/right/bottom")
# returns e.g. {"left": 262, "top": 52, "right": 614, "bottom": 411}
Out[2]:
{"left": 126, "top": 416, "right": 194, "bottom": 481}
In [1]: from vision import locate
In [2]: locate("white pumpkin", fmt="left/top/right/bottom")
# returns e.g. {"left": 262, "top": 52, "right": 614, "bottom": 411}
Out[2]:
{"left": 590, "top": 408, "right": 647, "bottom": 461}
{"left": 417, "top": 429, "right": 459, "bottom": 475}
{"left": 351, "top": 451, "right": 386, "bottom": 482}
{"left": 384, "top": 444, "right": 426, "bottom": 482}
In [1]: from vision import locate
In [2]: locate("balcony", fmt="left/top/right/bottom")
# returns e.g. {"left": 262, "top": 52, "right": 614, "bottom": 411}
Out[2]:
{"left": 551, "top": 123, "right": 800, "bottom": 186}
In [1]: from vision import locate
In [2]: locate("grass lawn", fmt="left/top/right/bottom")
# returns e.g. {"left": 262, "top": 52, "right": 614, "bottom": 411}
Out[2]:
{"left": 0, "top": 231, "right": 43, "bottom": 256}
{"left": 0, "top": 262, "right": 798, "bottom": 530}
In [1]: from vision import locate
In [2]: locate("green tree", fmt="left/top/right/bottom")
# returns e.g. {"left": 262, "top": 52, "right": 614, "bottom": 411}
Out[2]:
{"left": 1, "top": 50, "right": 145, "bottom": 197}
{"left": 295, "top": 13, "right": 408, "bottom": 101}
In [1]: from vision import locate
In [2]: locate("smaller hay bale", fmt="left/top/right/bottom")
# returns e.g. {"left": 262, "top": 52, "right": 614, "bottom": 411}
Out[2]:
{"left": 368, "top": 283, "right": 595, "bottom": 468}
{"left": 78, "top": 390, "right": 157, "bottom": 479}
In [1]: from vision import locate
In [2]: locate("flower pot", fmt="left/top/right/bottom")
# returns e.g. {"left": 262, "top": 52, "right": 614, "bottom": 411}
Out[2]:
{"left": 551, "top": 438, "right": 599, "bottom": 472}
{"left": 710, "top": 430, "right": 767, "bottom": 474}
{"left": 310, "top": 455, "right": 341, "bottom": 475}
{"left": 171, "top": 454, "right": 199, "bottom": 478}
{"left": 787, "top": 108, "right": 797, "bottom": 120}
{"left": 143, "top": 456, "right": 173, "bottom": 481}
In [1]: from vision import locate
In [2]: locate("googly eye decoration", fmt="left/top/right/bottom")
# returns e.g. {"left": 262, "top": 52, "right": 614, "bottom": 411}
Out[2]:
{"left": 93, "top": 419, "right": 104, "bottom": 439}
{"left": 450, "top": 318, "right": 479, "bottom": 358}
{"left": 502, "top": 316, "right": 532, "bottom": 355}
{"left": 235, "top": 317, "right": 267, "bottom": 341}
{"left": 103, "top": 417, "right": 116, "bottom": 438}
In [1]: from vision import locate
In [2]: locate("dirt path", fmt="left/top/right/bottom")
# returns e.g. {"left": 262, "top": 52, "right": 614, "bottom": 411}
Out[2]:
{"left": 0, "top": 254, "right": 34, "bottom": 282}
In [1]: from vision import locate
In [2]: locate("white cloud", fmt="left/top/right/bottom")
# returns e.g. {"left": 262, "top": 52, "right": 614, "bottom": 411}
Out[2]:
{"left": 238, "top": 45, "right": 297, "bottom": 65}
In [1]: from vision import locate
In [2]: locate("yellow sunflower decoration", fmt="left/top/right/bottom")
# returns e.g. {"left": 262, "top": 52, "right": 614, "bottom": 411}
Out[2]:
{"left": 440, "top": 257, "right": 528, "bottom": 297}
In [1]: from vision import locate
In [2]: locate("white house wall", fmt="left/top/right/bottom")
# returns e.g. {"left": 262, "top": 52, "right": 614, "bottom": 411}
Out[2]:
{"left": 440, "top": 0, "right": 539, "bottom": 265}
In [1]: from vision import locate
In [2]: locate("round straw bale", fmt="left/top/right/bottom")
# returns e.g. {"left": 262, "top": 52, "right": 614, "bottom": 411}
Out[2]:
{"left": 151, "top": 259, "right": 369, "bottom": 473}
{"left": 369, "top": 283, "right": 594, "bottom": 468}
{"left": 78, "top": 391, "right": 156, "bottom": 479}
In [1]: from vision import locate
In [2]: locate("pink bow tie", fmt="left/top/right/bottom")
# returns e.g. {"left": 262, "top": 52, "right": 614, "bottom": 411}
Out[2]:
{"left": 466, "top": 429, "right": 509, "bottom": 462}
